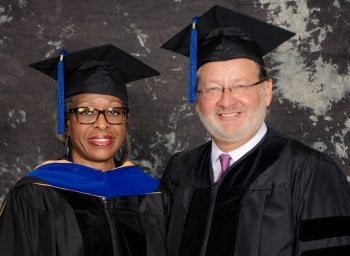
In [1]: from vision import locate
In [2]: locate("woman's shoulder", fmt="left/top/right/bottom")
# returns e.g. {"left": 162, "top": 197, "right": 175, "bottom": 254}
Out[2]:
{"left": 34, "top": 159, "right": 72, "bottom": 169}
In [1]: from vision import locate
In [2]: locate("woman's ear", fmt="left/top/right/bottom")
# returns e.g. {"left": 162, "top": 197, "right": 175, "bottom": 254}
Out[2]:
{"left": 64, "top": 99, "right": 74, "bottom": 136}
{"left": 65, "top": 118, "right": 71, "bottom": 136}
{"left": 125, "top": 113, "right": 130, "bottom": 125}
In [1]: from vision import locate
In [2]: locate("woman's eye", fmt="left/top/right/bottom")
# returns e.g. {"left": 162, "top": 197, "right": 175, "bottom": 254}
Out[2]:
{"left": 107, "top": 109, "right": 122, "bottom": 115}
{"left": 78, "top": 108, "right": 94, "bottom": 115}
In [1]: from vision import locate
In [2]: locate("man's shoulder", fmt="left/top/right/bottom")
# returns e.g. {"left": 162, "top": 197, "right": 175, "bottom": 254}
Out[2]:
{"left": 266, "top": 127, "right": 315, "bottom": 154}
{"left": 161, "top": 141, "right": 212, "bottom": 185}
{"left": 266, "top": 127, "right": 341, "bottom": 171}
{"left": 170, "top": 141, "right": 212, "bottom": 161}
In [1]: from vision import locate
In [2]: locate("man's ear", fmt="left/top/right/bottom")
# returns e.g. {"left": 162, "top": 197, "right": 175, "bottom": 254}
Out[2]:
{"left": 263, "top": 78, "right": 273, "bottom": 107}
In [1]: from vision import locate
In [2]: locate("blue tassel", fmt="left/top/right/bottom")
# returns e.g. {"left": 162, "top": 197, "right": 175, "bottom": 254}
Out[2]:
{"left": 57, "top": 49, "right": 67, "bottom": 135}
{"left": 188, "top": 16, "right": 199, "bottom": 103}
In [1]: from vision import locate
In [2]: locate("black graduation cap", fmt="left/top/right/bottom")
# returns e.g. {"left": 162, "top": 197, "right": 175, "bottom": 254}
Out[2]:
{"left": 29, "top": 44, "right": 160, "bottom": 135}
{"left": 161, "top": 5, "right": 295, "bottom": 103}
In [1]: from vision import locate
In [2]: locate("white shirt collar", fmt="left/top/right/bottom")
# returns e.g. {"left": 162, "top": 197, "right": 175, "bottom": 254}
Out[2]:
{"left": 211, "top": 122, "right": 267, "bottom": 181}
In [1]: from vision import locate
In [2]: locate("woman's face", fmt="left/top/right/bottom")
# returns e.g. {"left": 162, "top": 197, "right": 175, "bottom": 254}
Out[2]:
{"left": 66, "top": 93, "right": 128, "bottom": 171}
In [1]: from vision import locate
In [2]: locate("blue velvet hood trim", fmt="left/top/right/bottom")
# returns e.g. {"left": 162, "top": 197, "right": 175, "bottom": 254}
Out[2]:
{"left": 27, "top": 162, "right": 159, "bottom": 198}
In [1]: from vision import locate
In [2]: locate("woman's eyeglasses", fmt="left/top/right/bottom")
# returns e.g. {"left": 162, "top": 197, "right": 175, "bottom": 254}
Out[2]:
{"left": 66, "top": 107, "right": 128, "bottom": 125}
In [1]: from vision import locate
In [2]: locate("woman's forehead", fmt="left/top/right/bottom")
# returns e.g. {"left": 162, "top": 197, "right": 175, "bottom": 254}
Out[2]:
{"left": 69, "top": 93, "right": 124, "bottom": 105}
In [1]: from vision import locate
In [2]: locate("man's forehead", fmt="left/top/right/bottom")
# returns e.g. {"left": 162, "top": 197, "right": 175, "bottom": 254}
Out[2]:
{"left": 197, "top": 58, "right": 261, "bottom": 77}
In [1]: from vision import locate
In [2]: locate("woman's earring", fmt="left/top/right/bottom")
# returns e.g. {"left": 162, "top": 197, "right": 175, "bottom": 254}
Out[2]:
{"left": 64, "top": 134, "right": 70, "bottom": 158}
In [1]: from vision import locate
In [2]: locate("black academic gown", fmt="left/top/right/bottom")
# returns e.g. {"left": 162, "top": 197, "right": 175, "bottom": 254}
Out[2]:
{"left": 160, "top": 128, "right": 350, "bottom": 256}
{"left": 0, "top": 163, "right": 167, "bottom": 256}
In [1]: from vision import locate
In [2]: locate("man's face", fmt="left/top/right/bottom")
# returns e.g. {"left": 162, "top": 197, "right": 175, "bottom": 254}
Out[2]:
{"left": 195, "top": 58, "right": 272, "bottom": 151}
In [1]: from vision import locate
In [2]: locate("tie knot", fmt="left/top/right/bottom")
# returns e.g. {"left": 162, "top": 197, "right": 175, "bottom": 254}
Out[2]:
{"left": 219, "top": 153, "right": 231, "bottom": 172}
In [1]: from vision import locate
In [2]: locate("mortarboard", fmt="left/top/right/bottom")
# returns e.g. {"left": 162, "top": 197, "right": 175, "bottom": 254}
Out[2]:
{"left": 161, "top": 5, "right": 295, "bottom": 103}
{"left": 29, "top": 44, "right": 160, "bottom": 135}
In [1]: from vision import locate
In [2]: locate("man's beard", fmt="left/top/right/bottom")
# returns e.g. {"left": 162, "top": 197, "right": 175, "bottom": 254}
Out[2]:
{"left": 197, "top": 103, "right": 267, "bottom": 145}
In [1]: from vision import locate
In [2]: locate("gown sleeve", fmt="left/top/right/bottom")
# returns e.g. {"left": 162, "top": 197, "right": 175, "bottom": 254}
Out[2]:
{"left": 0, "top": 186, "right": 40, "bottom": 256}
{"left": 293, "top": 151, "right": 350, "bottom": 255}
{"left": 159, "top": 152, "right": 179, "bottom": 194}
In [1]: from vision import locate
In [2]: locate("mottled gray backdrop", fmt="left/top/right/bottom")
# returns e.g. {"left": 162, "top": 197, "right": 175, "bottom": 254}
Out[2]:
{"left": 1, "top": 0, "right": 350, "bottom": 203}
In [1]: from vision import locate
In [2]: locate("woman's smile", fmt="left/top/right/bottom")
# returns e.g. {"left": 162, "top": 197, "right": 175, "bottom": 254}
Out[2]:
{"left": 88, "top": 135, "right": 114, "bottom": 146}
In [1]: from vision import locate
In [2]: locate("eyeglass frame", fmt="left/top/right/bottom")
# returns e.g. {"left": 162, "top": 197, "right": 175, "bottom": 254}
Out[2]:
{"left": 66, "top": 106, "right": 129, "bottom": 125}
{"left": 196, "top": 77, "right": 269, "bottom": 97}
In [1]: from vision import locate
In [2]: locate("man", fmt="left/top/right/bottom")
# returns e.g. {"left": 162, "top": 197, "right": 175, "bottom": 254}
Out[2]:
{"left": 160, "top": 5, "right": 350, "bottom": 256}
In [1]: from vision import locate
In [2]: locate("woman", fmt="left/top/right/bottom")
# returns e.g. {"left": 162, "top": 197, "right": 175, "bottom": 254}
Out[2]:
{"left": 0, "top": 44, "right": 167, "bottom": 256}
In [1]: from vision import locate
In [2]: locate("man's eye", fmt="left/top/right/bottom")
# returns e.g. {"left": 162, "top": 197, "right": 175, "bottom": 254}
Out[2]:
{"left": 208, "top": 87, "right": 222, "bottom": 93}
{"left": 235, "top": 84, "right": 248, "bottom": 89}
